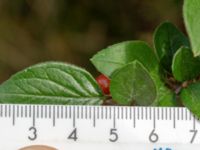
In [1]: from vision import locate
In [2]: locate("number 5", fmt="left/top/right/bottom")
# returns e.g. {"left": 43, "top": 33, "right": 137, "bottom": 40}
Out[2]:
{"left": 109, "top": 128, "right": 118, "bottom": 142}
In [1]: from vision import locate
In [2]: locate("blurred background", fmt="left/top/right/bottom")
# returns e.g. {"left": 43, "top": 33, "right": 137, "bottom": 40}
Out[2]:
{"left": 0, "top": 0, "right": 184, "bottom": 83}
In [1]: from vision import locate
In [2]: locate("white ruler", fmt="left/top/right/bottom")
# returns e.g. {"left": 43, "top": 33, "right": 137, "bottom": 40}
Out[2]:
{"left": 0, "top": 104, "right": 200, "bottom": 150}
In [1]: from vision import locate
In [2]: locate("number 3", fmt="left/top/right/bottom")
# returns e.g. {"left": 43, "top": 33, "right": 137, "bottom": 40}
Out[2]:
{"left": 28, "top": 127, "right": 37, "bottom": 141}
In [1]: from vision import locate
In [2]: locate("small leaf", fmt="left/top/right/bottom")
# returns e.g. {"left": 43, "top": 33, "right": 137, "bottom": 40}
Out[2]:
{"left": 110, "top": 61, "right": 156, "bottom": 106}
{"left": 181, "top": 82, "right": 200, "bottom": 118}
{"left": 154, "top": 22, "right": 190, "bottom": 72}
{"left": 184, "top": 0, "right": 200, "bottom": 56}
{"left": 153, "top": 85, "right": 177, "bottom": 106}
{"left": 91, "top": 41, "right": 158, "bottom": 77}
{"left": 172, "top": 47, "right": 200, "bottom": 82}
{"left": 0, "top": 62, "right": 104, "bottom": 105}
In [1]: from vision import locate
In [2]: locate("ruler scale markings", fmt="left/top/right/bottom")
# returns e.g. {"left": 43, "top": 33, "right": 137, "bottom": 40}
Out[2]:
{"left": 145, "top": 107, "right": 148, "bottom": 120}
{"left": 4, "top": 105, "right": 7, "bottom": 117}
{"left": 100, "top": 106, "right": 103, "bottom": 119}
{"left": 80, "top": 106, "right": 83, "bottom": 119}
{"left": 157, "top": 107, "right": 159, "bottom": 120}
{"left": 105, "top": 106, "right": 108, "bottom": 119}
{"left": 189, "top": 110, "right": 192, "bottom": 120}
{"left": 65, "top": 106, "right": 68, "bottom": 119}
{"left": 117, "top": 106, "right": 119, "bottom": 119}
{"left": 61, "top": 106, "right": 63, "bottom": 119}
{"left": 129, "top": 107, "right": 132, "bottom": 120}
{"left": 93, "top": 107, "right": 96, "bottom": 127}
{"left": 12, "top": 105, "right": 15, "bottom": 126}
{"left": 137, "top": 107, "right": 139, "bottom": 120}
{"left": 77, "top": 106, "right": 79, "bottom": 119}
{"left": 173, "top": 108, "right": 176, "bottom": 128}
{"left": 181, "top": 107, "right": 184, "bottom": 120}
{"left": 33, "top": 105, "right": 36, "bottom": 127}
{"left": 25, "top": 105, "right": 27, "bottom": 118}
{"left": 125, "top": 107, "right": 128, "bottom": 120}
{"left": 169, "top": 107, "right": 172, "bottom": 120}
{"left": 44, "top": 105, "right": 47, "bottom": 118}
{"left": 113, "top": 107, "right": 116, "bottom": 128}
{"left": 41, "top": 105, "right": 43, "bottom": 118}
{"left": 17, "top": 105, "right": 19, "bottom": 118}
{"left": 185, "top": 108, "right": 188, "bottom": 120}
{"left": 53, "top": 105, "right": 56, "bottom": 127}
{"left": 141, "top": 107, "right": 143, "bottom": 120}
{"left": 69, "top": 106, "right": 72, "bottom": 119}
{"left": 20, "top": 105, "right": 23, "bottom": 118}
{"left": 8, "top": 104, "right": 11, "bottom": 117}
{"left": 73, "top": 106, "right": 76, "bottom": 128}
{"left": 28, "top": 105, "right": 31, "bottom": 118}
{"left": 57, "top": 105, "right": 59, "bottom": 119}
{"left": 109, "top": 107, "right": 112, "bottom": 119}
{"left": 149, "top": 107, "right": 152, "bottom": 120}
{"left": 133, "top": 107, "right": 136, "bottom": 128}
{"left": 161, "top": 108, "right": 164, "bottom": 120}
{"left": 153, "top": 107, "right": 156, "bottom": 129}
{"left": 49, "top": 105, "right": 51, "bottom": 118}
{"left": 97, "top": 106, "right": 99, "bottom": 119}
{"left": 85, "top": 106, "right": 88, "bottom": 119}
{"left": 36, "top": 105, "right": 39, "bottom": 118}
{"left": 3, "top": 104, "right": 200, "bottom": 148}
{"left": 165, "top": 108, "right": 168, "bottom": 120}
{"left": 177, "top": 107, "right": 180, "bottom": 120}
{"left": 89, "top": 106, "right": 92, "bottom": 119}
{"left": 121, "top": 106, "right": 124, "bottom": 119}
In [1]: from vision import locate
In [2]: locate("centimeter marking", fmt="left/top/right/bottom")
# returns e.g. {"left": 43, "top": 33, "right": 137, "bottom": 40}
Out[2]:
{"left": 0, "top": 104, "right": 198, "bottom": 129}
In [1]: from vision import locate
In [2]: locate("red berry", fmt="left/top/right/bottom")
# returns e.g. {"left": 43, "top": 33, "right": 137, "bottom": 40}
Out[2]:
{"left": 96, "top": 74, "right": 110, "bottom": 95}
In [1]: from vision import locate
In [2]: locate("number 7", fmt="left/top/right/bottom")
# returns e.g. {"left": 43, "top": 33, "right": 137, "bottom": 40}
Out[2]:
{"left": 190, "top": 129, "right": 198, "bottom": 144}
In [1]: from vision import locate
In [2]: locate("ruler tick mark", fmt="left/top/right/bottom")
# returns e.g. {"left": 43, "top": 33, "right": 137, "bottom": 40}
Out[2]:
{"left": 173, "top": 108, "right": 176, "bottom": 128}
{"left": 53, "top": 105, "right": 55, "bottom": 127}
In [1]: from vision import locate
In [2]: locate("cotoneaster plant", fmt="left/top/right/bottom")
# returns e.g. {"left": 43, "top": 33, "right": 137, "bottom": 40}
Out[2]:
{"left": 0, "top": 0, "right": 200, "bottom": 118}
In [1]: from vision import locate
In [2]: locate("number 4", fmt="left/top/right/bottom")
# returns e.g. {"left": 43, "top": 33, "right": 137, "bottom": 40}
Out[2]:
{"left": 68, "top": 128, "right": 78, "bottom": 141}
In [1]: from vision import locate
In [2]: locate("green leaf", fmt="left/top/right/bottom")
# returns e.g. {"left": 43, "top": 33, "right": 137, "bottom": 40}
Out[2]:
{"left": 172, "top": 47, "right": 200, "bottom": 82}
{"left": 184, "top": 0, "right": 200, "bottom": 56}
{"left": 153, "top": 85, "right": 177, "bottom": 106}
{"left": 91, "top": 41, "right": 158, "bottom": 77}
{"left": 181, "top": 82, "right": 200, "bottom": 118}
{"left": 110, "top": 61, "right": 156, "bottom": 106}
{"left": 0, "top": 62, "right": 104, "bottom": 105}
{"left": 154, "top": 22, "right": 190, "bottom": 72}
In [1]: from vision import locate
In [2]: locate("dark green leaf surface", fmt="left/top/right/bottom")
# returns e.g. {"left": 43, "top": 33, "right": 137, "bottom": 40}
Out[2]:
{"left": 172, "top": 47, "right": 200, "bottom": 82}
{"left": 110, "top": 61, "right": 156, "bottom": 106}
{"left": 181, "top": 82, "right": 200, "bottom": 118}
{"left": 0, "top": 62, "right": 104, "bottom": 105}
{"left": 154, "top": 22, "right": 190, "bottom": 72}
{"left": 91, "top": 41, "right": 158, "bottom": 77}
{"left": 184, "top": 0, "right": 200, "bottom": 56}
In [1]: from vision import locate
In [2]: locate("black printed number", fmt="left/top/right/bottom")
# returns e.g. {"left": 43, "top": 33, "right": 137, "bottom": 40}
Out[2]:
{"left": 68, "top": 128, "right": 78, "bottom": 141}
{"left": 149, "top": 129, "right": 159, "bottom": 143}
{"left": 109, "top": 128, "right": 118, "bottom": 142}
{"left": 28, "top": 127, "right": 37, "bottom": 141}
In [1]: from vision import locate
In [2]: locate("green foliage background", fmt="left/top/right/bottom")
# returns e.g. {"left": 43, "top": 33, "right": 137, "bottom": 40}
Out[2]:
{"left": 0, "top": 0, "right": 183, "bottom": 83}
